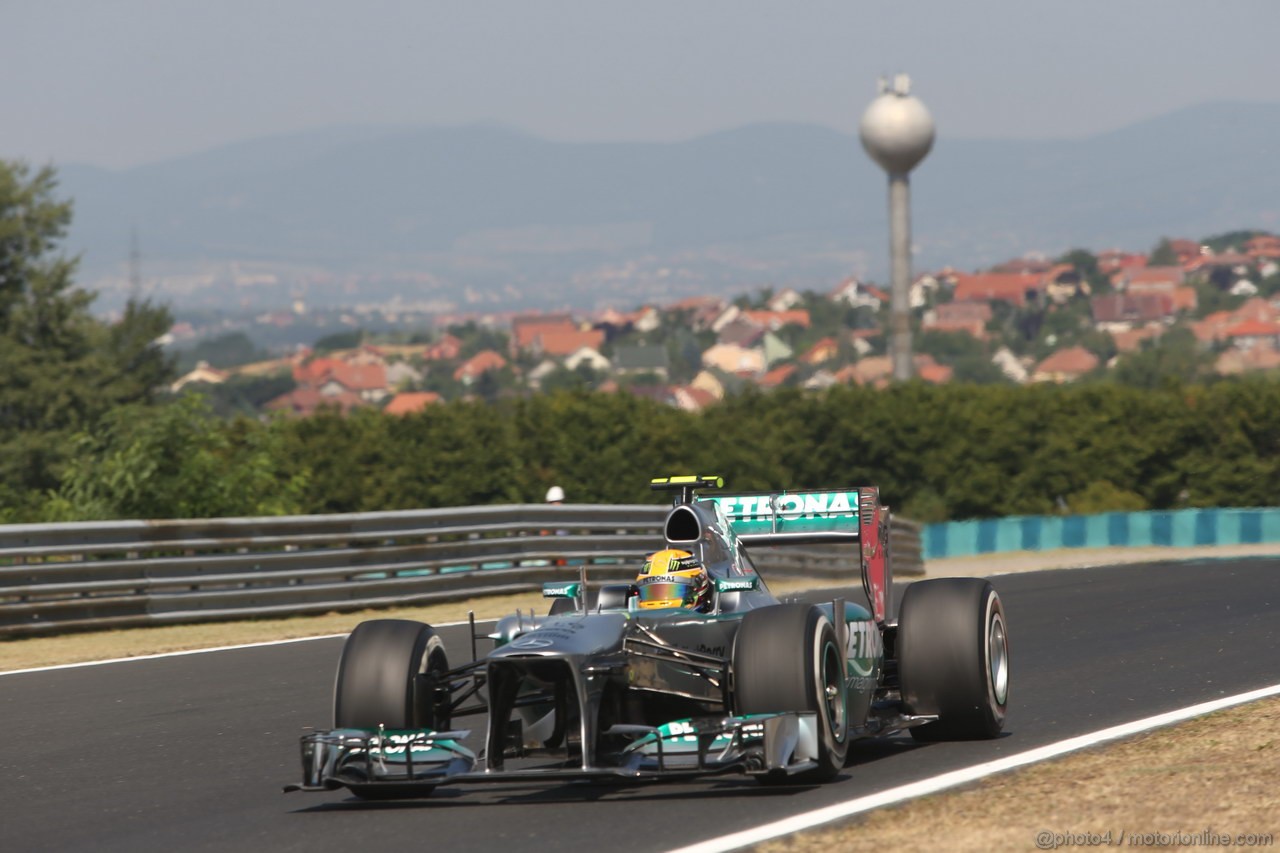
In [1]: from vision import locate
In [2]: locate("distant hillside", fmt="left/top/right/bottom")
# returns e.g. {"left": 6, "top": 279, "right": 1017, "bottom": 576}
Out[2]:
{"left": 55, "top": 101, "right": 1280, "bottom": 309}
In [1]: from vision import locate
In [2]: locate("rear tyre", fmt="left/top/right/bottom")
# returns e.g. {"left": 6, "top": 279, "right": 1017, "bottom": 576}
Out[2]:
{"left": 898, "top": 578, "right": 1008, "bottom": 741}
{"left": 733, "top": 603, "right": 849, "bottom": 784}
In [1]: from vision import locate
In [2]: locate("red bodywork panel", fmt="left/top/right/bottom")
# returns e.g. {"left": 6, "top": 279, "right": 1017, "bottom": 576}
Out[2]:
{"left": 859, "top": 488, "right": 891, "bottom": 625}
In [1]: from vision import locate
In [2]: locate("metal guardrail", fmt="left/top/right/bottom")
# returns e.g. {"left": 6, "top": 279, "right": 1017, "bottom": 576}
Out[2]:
{"left": 0, "top": 505, "right": 923, "bottom": 637}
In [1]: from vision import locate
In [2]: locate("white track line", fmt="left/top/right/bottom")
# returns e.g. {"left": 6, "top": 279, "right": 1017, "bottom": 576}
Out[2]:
{"left": 668, "top": 682, "right": 1280, "bottom": 853}
{"left": 0, "top": 617, "right": 489, "bottom": 677}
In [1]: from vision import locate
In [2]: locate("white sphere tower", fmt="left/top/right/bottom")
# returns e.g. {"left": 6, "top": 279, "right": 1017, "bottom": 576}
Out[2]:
{"left": 859, "top": 75, "right": 935, "bottom": 381}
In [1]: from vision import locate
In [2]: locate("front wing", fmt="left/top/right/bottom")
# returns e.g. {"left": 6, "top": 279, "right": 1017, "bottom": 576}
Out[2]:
{"left": 285, "top": 712, "right": 821, "bottom": 795}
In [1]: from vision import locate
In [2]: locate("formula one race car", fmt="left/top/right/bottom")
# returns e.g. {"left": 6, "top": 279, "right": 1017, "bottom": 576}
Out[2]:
{"left": 286, "top": 476, "right": 1009, "bottom": 799}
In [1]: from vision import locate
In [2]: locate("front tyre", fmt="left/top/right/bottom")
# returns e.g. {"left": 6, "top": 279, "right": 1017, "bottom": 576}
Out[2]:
{"left": 333, "top": 619, "right": 451, "bottom": 731}
{"left": 733, "top": 603, "right": 849, "bottom": 784}
{"left": 898, "top": 578, "right": 1009, "bottom": 741}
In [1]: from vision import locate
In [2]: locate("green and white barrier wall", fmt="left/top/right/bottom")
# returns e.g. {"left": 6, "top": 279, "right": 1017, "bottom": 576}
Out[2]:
{"left": 922, "top": 507, "right": 1280, "bottom": 560}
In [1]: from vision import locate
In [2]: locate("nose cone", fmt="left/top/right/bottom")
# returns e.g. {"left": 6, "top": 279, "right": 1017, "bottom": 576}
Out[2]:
{"left": 859, "top": 92, "right": 936, "bottom": 175}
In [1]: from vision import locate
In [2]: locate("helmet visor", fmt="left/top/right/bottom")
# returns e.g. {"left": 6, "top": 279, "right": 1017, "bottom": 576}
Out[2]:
{"left": 636, "top": 579, "right": 700, "bottom": 608}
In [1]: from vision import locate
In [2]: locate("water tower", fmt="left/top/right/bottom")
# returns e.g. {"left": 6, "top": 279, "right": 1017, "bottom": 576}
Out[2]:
{"left": 859, "top": 74, "right": 935, "bottom": 381}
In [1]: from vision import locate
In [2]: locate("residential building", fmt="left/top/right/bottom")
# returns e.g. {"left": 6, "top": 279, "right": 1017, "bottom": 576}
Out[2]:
{"left": 531, "top": 328, "right": 606, "bottom": 358}
{"left": 1117, "top": 266, "right": 1185, "bottom": 293}
{"left": 830, "top": 277, "right": 888, "bottom": 310}
{"left": 672, "top": 385, "right": 717, "bottom": 412}
{"left": 385, "top": 361, "right": 424, "bottom": 390}
{"left": 765, "top": 288, "right": 804, "bottom": 312}
{"left": 564, "top": 346, "right": 611, "bottom": 372}
{"left": 952, "top": 272, "right": 1043, "bottom": 307}
{"left": 799, "top": 337, "right": 839, "bottom": 365}
{"left": 991, "top": 347, "right": 1029, "bottom": 383}
{"left": 701, "top": 343, "right": 766, "bottom": 375}
{"left": 454, "top": 350, "right": 508, "bottom": 384}
{"left": 613, "top": 345, "right": 669, "bottom": 378}
{"left": 1216, "top": 343, "right": 1280, "bottom": 375}
{"left": 170, "top": 361, "right": 229, "bottom": 393}
{"left": 923, "top": 301, "right": 992, "bottom": 339}
{"left": 742, "top": 309, "right": 811, "bottom": 330}
{"left": 1032, "top": 347, "right": 1099, "bottom": 383}
{"left": 757, "top": 363, "right": 797, "bottom": 388}
{"left": 761, "top": 332, "right": 793, "bottom": 366}
{"left": 265, "top": 387, "right": 364, "bottom": 417}
{"left": 423, "top": 334, "right": 462, "bottom": 361}
{"left": 383, "top": 392, "right": 441, "bottom": 415}
{"left": 716, "top": 318, "right": 765, "bottom": 348}
{"left": 1090, "top": 294, "right": 1177, "bottom": 331}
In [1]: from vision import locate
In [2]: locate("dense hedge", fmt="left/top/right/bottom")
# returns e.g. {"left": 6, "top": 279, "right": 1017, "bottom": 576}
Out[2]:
{"left": 257, "top": 380, "right": 1280, "bottom": 522}
{"left": 38, "top": 379, "right": 1280, "bottom": 523}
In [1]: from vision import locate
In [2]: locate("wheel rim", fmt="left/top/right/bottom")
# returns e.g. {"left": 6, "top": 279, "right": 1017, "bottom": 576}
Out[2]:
{"left": 988, "top": 613, "right": 1009, "bottom": 706}
{"left": 819, "top": 640, "right": 847, "bottom": 741}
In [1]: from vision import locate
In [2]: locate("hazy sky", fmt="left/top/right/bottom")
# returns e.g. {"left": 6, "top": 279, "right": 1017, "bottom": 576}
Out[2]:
{"left": 5, "top": 0, "right": 1279, "bottom": 169}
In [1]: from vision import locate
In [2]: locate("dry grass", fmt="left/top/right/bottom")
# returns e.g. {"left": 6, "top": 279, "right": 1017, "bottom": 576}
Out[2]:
{"left": 759, "top": 697, "right": 1280, "bottom": 852}
{"left": 0, "top": 576, "right": 834, "bottom": 672}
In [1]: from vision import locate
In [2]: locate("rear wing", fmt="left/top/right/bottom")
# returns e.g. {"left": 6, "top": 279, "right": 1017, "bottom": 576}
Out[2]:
{"left": 709, "top": 488, "right": 892, "bottom": 625}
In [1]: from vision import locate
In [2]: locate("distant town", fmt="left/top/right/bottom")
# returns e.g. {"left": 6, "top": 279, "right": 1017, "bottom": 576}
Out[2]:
{"left": 164, "top": 231, "right": 1280, "bottom": 416}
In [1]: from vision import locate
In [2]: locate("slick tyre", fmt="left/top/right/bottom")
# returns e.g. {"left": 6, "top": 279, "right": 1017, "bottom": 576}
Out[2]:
{"left": 733, "top": 603, "right": 849, "bottom": 784}
{"left": 333, "top": 619, "right": 451, "bottom": 731}
{"left": 898, "top": 578, "right": 1009, "bottom": 741}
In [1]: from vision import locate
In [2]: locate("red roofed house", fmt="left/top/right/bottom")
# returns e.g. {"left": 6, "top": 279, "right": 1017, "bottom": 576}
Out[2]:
{"left": 667, "top": 295, "right": 725, "bottom": 313}
{"left": 799, "top": 337, "right": 839, "bottom": 365}
{"left": 1223, "top": 319, "right": 1280, "bottom": 350}
{"left": 952, "top": 273, "right": 1043, "bottom": 307}
{"left": 1032, "top": 347, "right": 1100, "bottom": 383}
{"left": 1244, "top": 235, "right": 1280, "bottom": 260}
{"left": 672, "top": 385, "right": 717, "bottom": 412}
{"left": 1118, "top": 266, "right": 1185, "bottom": 293}
{"left": 454, "top": 350, "right": 508, "bottom": 384}
{"left": 1097, "top": 250, "right": 1147, "bottom": 276}
{"left": 742, "top": 309, "right": 811, "bottom": 330}
{"left": 1112, "top": 325, "right": 1164, "bottom": 354}
{"left": 1171, "top": 286, "right": 1199, "bottom": 313}
{"left": 1167, "top": 239, "right": 1203, "bottom": 265}
{"left": 265, "top": 387, "right": 365, "bottom": 417}
{"left": 1090, "top": 294, "right": 1177, "bottom": 331}
{"left": 532, "top": 327, "right": 606, "bottom": 358}
{"left": 924, "top": 301, "right": 993, "bottom": 339}
{"left": 837, "top": 353, "right": 949, "bottom": 387}
{"left": 757, "top": 363, "right": 797, "bottom": 389}
{"left": 510, "top": 314, "right": 577, "bottom": 354}
{"left": 320, "top": 363, "right": 387, "bottom": 402}
{"left": 1216, "top": 343, "right": 1280, "bottom": 375}
{"left": 293, "top": 358, "right": 388, "bottom": 402}
{"left": 916, "top": 360, "right": 953, "bottom": 385}
{"left": 346, "top": 345, "right": 388, "bottom": 366}
{"left": 383, "top": 391, "right": 442, "bottom": 415}
{"left": 424, "top": 334, "right": 462, "bottom": 361}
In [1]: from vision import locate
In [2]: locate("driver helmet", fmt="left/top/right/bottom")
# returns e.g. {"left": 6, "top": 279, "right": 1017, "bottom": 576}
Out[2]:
{"left": 635, "top": 549, "right": 712, "bottom": 612}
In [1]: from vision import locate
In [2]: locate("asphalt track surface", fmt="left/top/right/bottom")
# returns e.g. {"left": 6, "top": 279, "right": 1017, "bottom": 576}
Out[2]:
{"left": 2, "top": 558, "right": 1278, "bottom": 853}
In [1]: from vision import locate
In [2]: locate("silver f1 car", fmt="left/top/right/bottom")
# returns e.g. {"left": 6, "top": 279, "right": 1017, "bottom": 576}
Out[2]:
{"left": 286, "top": 476, "right": 1009, "bottom": 799}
